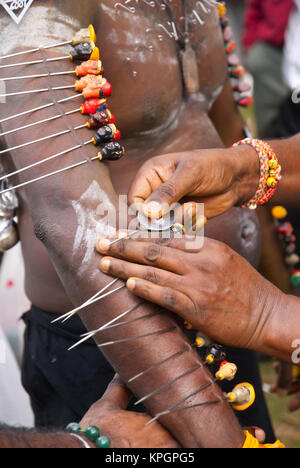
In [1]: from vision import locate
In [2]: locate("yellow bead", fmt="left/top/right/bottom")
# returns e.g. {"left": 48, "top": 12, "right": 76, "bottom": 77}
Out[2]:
{"left": 195, "top": 337, "right": 205, "bottom": 348}
{"left": 227, "top": 392, "right": 235, "bottom": 402}
{"left": 205, "top": 354, "right": 214, "bottom": 365}
{"left": 268, "top": 159, "right": 278, "bottom": 169}
{"left": 218, "top": 3, "right": 227, "bottom": 17}
{"left": 272, "top": 206, "right": 287, "bottom": 220}
{"left": 267, "top": 177, "right": 276, "bottom": 188}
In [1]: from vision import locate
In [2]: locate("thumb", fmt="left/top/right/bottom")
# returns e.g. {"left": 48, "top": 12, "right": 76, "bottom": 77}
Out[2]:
{"left": 101, "top": 374, "right": 132, "bottom": 410}
{"left": 142, "top": 166, "right": 193, "bottom": 219}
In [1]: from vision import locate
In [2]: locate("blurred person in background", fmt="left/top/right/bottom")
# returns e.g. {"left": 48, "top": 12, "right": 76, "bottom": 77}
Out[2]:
{"left": 243, "top": 0, "right": 293, "bottom": 138}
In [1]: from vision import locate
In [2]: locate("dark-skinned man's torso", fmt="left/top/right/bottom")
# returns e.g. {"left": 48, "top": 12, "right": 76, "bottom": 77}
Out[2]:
{"left": 0, "top": 0, "right": 274, "bottom": 447}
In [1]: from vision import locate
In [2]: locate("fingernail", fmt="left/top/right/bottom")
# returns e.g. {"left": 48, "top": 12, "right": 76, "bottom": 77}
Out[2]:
{"left": 142, "top": 201, "right": 162, "bottom": 219}
{"left": 197, "top": 215, "right": 207, "bottom": 229}
{"left": 127, "top": 278, "right": 136, "bottom": 291}
{"left": 97, "top": 238, "right": 111, "bottom": 253}
{"left": 100, "top": 257, "right": 111, "bottom": 273}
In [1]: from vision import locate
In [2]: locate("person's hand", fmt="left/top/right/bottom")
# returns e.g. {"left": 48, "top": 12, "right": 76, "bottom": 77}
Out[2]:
{"left": 128, "top": 147, "right": 258, "bottom": 219}
{"left": 80, "top": 374, "right": 180, "bottom": 448}
{"left": 97, "top": 235, "right": 283, "bottom": 353}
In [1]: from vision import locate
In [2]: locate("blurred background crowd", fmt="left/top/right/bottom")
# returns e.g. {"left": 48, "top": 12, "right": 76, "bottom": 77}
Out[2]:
{"left": 1, "top": 0, "right": 300, "bottom": 447}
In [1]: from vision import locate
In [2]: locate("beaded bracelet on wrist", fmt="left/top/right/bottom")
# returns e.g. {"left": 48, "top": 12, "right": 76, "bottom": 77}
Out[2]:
{"left": 233, "top": 138, "right": 281, "bottom": 210}
{"left": 66, "top": 423, "right": 111, "bottom": 449}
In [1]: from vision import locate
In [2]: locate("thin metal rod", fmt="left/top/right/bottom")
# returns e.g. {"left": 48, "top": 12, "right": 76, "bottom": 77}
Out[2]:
{"left": 166, "top": 399, "right": 221, "bottom": 415}
{"left": 80, "top": 312, "right": 157, "bottom": 338}
{"left": 0, "top": 94, "right": 81, "bottom": 124}
{"left": 62, "top": 285, "right": 125, "bottom": 324}
{"left": 68, "top": 302, "right": 144, "bottom": 351}
{"left": 108, "top": 230, "right": 140, "bottom": 246}
{"left": 0, "top": 124, "right": 86, "bottom": 156}
{"left": 51, "top": 279, "right": 119, "bottom": 324}
{"left": 0, "top": 85, "right": 74, "bottom": 98}
{"left": 0, "top": 42, "right": 70, "bottom": 60}
{"left": 128, "top": 346, "right": 190, "bottom": 383}
{"left": 145, "top": 381, "right": 213, "bottom": 426}
{"left": 0, "top": 151, "right": 97, "bottom": 196}
{"left": 98, "top": 326, "right": 176, "bottom": 348}
{"left": 134, "top": 365, "right": 200, "bottom": 406}
{"left": 0, "top": 70, "right": 75, "bottom": 81}
{"left": 100, "top": 312, "right": 157, "bottom": 331}
{"left": 0, "top": 55, "right": 69, "bottom": 69}
{"left": 0, "top": 108, "right": 80, "bottom": 138}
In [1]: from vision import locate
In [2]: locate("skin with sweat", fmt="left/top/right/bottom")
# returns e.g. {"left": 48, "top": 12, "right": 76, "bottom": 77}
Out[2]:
{"left": 0, "top": 0, "right": 259, "bottom": 447}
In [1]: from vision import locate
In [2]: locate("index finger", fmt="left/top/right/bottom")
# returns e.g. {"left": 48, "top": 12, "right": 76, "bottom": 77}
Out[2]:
{"left": 128, "top": 157, "right": 176, "bottom": 208}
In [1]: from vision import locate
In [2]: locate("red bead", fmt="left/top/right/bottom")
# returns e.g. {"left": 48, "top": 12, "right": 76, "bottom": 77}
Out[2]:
{"left": 225, "top": 40, "right": 236, "bottom": 54}
{"left": 81, "top": 98, "right": 106, "bottom": 115}
{"left": 219, "top": 360, "right": 228, "bottom": 368}
{"left": 101, "top": 81, "right": 112, "bottom": 98}
{"left": 237, "top": 95, "right": 254, "bottom": 108}
{"left": 113, "top": 129, "right": 121, "bottom": 141}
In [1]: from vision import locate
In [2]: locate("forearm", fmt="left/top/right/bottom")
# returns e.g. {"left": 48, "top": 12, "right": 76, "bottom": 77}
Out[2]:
{"left": 39, "top": 201, "right": 244, "bottom": 448}
{"left": 0, "top": 425, "right": 83, "bottom": 448}
{"left": 261, "top": 293, "right": 300, "bottom": 364}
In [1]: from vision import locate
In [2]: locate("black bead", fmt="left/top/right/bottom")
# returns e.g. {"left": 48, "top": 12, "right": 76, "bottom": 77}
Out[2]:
{"left": 93, "top": 126, "right": 114, "bottom": 145}
{"left": 70, "top": 42, "right": 93, "bottom": 61}
{"left": 101, "top": 142, "right": 125, "bottom": 161}
{"left": 206, "top": 344, "right": 226, "bottom": 364}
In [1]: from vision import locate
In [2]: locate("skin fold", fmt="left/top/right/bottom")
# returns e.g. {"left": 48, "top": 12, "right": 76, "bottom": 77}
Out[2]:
{"left": 0, "top": 0, "right": 262, "bottom": 447}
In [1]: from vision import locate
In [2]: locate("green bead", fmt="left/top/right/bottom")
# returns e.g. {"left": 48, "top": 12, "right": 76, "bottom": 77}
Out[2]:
{"left": 66, "top": 422, "right": 81, "bottom": 433}
{"left": 291, "top": 275, "right": 300, "bottom": 287}
{"left": 85, "top": 426, "right": 100, "bottom": 442}
{"left": 96, "top": 436, "right": 111, "bottom": 448}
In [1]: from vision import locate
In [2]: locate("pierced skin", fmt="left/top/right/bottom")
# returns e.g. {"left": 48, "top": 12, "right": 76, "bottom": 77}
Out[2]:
{"left": 0, "top": 0, "right": 256, "bottom": 447}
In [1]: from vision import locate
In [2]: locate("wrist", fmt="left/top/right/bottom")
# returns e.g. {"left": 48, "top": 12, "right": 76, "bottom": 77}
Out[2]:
{"left": 229, "top": 145, "right": 259, "bottom": 205}
{"left": 263, "top": 292, "right": 300, "bottom": 362}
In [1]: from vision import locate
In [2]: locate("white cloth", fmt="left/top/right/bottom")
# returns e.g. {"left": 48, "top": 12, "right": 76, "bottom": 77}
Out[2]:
{"left": 283, "top": 0, "right": 300, "bottom": 90}
{"left": 0, "top": 326, "right": 33, "bottom": 427}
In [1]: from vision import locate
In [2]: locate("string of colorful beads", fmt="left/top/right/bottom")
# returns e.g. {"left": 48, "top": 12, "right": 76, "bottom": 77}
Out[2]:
{"left": 65, "top": 28, "right": 124, "bottom": 161}
{"left": 66, "top": 423, "right": 111, "bottom": 448}
{"left": 218, "top": 3, "right": 253, "bottom": 109}
{"left": 233, "top": 138, "right": 281, "bottom": 210}
{"left": 271, "top": 206, "right": 300, "bottom": 288}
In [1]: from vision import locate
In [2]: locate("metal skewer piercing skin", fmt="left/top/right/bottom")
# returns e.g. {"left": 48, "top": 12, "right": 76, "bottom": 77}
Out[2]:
{"left": 0, "top": 59, "right": 103, "bottom": 82}
{"left": 0, "top": 37, "right": 100, "bottom": 70}
{"left": 0, "top": 25, "right": 97, "bottom": 61}
{"left": 0, "top": 142, "right": 126, "bottom": 196}
{"left": 0, "top": 98, "right": 107, "bottom": 137}
{"left": 0, "top": 108, "right": 115, "bottom": 156}
{"left": 0, "top": 74, "right": 112, "bottom": 100}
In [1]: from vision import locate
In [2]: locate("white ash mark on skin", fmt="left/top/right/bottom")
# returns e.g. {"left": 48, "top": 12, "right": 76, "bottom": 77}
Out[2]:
{"left": 0, "top": 5, "right": 81, "bottom": 55}
{"left": 72, "top": 181, "right": 116, "bottom": 276}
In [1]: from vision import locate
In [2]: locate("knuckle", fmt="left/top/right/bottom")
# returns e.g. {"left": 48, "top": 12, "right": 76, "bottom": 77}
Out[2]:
{"left": 163, "top": 288, "right": 177, "bottom": 308}
{"left": 143, "top": 268, "right": 159, "bottom": 283}
{"left": 158, "top": 181, "right": 176, "bottom": 200}
{"left": 117, "top": 238, "right": 126, "bottom": 256}
{"left": 144, "top": 243, "right": 162, "bottom": 263}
